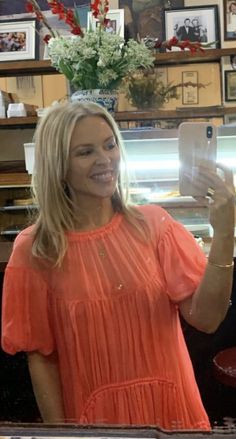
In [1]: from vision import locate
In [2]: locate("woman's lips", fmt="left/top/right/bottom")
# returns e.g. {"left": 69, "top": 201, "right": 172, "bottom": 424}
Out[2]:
{"left": 90, "top": 170, "right": 115, "bottom": 182}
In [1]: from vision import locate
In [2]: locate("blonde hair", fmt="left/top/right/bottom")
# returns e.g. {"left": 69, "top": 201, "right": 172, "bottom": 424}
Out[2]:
{"left": 31, "top": 101, "right": 149, "bottom": 266}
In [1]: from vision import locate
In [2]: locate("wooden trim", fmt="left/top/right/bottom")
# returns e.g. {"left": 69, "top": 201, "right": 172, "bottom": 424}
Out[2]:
{"left": 115, "top": 106, "right": 236, "bottom": 121}
{"left": 1, "top": 49, "right": 236, "bottom": 78}
{"left": 0, "top": 116, "right": 38, "bottom": 126}
{"left": 1, "top": 106, "right": 236, "bottom": 126}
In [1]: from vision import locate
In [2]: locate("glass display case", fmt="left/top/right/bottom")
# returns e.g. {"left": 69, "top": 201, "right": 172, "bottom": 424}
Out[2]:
{"left": 122, "top": 125, "right": 236, "bottom": 238}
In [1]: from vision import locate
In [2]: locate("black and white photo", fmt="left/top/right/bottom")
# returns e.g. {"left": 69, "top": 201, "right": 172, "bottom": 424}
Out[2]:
{"left": 164, "top": 6, "right": 220, "bottom": 50}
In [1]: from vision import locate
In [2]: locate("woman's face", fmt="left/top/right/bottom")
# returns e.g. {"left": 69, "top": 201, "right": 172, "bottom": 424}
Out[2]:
{"left": 66, "top": 116, "right": 120, "bottom": 206}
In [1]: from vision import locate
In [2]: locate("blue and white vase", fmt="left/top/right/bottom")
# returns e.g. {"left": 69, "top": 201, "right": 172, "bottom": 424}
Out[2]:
{"left": 70, "top": 89, "right": 118, "bottom": 114}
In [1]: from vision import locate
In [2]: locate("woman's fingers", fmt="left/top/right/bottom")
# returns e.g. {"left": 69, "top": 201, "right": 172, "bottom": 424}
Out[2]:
{"left": 216, "top": 162, "right": 234, "bottom": 187}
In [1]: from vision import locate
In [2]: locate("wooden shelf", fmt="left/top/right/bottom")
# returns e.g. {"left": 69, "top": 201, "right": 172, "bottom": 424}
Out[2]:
{"left": 1, "top": 107, "right": 236, "bottom": 126}
{"left": 0, "top": 116, "right": 38, "bottom": 127}
{"left": 154, "top": 48, "right": 236, "bottom": 65}
{"left": 0, "top": 60, "right": 57, "bottom": 77}
{"left": 116, "top": 106, "right": 236, "bottom": 121}
{"left": 0, "top": 48, "right": 236, "bottom": 78}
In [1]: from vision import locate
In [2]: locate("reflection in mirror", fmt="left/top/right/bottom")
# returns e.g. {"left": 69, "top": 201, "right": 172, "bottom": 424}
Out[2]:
{"left": 0, "top": 101, "right": 236, "bottom": 430}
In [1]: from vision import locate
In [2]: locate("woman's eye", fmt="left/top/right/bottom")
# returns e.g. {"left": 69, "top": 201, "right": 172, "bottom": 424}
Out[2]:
{"left": 77, "top": 149, "right": 92, "bottom": 156}
{"left": 106, "top": 142, "right": 117, "bottom": 150}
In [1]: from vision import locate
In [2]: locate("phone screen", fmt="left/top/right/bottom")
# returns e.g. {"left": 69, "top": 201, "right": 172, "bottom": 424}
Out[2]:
{"left": 178, "top": 122, "right": 217, "bottom": 197}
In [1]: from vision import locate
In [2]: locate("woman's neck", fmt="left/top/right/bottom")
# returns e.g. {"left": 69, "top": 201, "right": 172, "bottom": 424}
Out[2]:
{"left": 74, "top": 199, "right": 115, "bottom": 231}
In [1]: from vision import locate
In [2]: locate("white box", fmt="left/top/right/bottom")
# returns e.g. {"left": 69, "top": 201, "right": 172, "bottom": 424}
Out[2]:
{"left": 23, "top": 143, "right": 35, "bottom": 174}
{"left": 7, "top": 103, "right": 27, "bottom": 118}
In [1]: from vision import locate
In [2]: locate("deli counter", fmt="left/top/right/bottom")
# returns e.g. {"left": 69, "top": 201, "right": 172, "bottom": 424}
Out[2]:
{"left": 122, "top": 125, "right": 236, "bottom": 239}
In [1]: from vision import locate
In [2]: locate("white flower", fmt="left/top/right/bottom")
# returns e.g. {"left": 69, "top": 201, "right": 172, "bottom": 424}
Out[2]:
{"left": 48, "top": 31, "right": 155, "bottom": 90}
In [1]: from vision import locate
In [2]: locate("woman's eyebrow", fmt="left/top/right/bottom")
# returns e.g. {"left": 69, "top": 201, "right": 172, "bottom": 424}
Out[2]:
{"left": 71, "top": 136, "right": 115, "bottom": 150}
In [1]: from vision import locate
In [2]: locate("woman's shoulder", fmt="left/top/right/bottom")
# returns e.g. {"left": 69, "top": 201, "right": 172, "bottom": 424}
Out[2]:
{"left": 136, "top": 204, "right": 173, "bottom": 225}
{"left": 8, "top": 225, "right": 36, "bottom": 268}
{"left": 14, "top": 224, "right": 35, "bottom": 248}
{"left": 133, "top": 204, "right": 174, "bottom": 240}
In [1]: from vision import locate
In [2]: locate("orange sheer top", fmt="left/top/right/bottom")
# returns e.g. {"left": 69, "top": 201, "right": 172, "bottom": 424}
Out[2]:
{"left": 2, "top": 205, "right": 210, "bottom": 430}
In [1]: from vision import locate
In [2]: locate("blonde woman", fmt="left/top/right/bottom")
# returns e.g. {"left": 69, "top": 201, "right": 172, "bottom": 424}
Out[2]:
{"left": 1, "top": 102, "right": 235, "bottom": 429}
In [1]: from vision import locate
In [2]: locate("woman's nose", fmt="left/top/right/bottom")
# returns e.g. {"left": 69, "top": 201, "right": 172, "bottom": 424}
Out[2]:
{"left": 95, "top": 151, "right": 111, "bottom": 165}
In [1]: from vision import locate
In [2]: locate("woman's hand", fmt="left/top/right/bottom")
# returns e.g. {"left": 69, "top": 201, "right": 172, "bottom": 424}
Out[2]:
{"left": 194, "top": 163, "right": 235, "bottom": 237}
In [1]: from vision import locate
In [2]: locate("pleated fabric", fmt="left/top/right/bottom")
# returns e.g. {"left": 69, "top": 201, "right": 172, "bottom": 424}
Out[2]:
{"left": 1, "top": 205, "right": 210, "bottom": 430}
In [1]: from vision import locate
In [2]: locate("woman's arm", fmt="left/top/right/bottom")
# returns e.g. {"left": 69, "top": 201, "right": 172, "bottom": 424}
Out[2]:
{"left": 28, "top": 351, "right": 65, "bottom": 423}
{"left": 179, "top": 163, "right": 235, "bottom": 333}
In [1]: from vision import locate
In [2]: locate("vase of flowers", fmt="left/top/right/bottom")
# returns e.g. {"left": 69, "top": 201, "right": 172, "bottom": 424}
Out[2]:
{"left": 26, "top": 1, "right": 211, "bottom": 113}
{"left": 70, "top": 89, "right": 118, "bottom": 113}
{"left": 26, "top": 0, "right": 155, "bottom": 112}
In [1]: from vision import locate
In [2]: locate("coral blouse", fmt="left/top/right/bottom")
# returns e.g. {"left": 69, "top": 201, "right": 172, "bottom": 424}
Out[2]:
{"left": 2, "top": 205, "right": 210, "bottom": 430}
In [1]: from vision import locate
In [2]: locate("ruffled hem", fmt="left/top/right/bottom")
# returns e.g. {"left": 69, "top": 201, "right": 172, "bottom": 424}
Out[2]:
{"left": 78, "top": 377, "right": 210, "bottom": 430}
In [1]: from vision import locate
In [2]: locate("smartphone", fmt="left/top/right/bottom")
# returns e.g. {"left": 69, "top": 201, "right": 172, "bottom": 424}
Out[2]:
{"left": 178, "top": 122, "right": 217, "bottom": 197}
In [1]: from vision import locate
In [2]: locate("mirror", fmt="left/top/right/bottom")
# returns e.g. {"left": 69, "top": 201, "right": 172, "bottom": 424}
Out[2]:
{"left": 0, "top": 0, "right": 236, "bottom": 431}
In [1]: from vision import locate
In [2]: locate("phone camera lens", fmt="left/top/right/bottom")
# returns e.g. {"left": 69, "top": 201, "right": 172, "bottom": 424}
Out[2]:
{"left": 206, "top": 126, "right": 213, "bottom": 139}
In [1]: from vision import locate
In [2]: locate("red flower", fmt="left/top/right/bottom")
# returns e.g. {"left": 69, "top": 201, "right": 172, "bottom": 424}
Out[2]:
{"left": 26, "top": 2, "right": 34, "bottom": 13}
{"left": 71, "top": 26, "right": 83, "bottom": 35}
{"left": 35, "top": 10, "right": 44, "bottom": 20}
{"left": 43, "top": 34, "right": 52, "bottom": 44}
{"left": 25, "top": 0, "right": 108, "bottom": 39}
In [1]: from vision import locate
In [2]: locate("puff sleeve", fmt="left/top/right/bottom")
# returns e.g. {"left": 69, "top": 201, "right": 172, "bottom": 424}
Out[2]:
{"left": 158, "top": 214, "right": 207, "bottom": 303}
{"left": 1, "top": 228, "right": 55, "bottom": 355}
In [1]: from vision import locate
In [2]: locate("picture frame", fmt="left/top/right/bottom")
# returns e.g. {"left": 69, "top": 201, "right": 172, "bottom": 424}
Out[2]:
{"left": 224, "top": 0, "right": 236, "bottom": 40}
{"left": 0, "top": 18, "right": 38, "bottom": 62}
{"left": 225, "top": 70, "right": 236, "bottom": 101}
{"left": 87, "top": 9, "right": 124, "bottom": 37}
{"left": 163, "top": 5, "right": 220, "bottom": 50}
{"left": 182, "top": 71, "right": 199, "bottom": 105}
{"left": 224, "top": 113, "right": 236, "bottom": 124}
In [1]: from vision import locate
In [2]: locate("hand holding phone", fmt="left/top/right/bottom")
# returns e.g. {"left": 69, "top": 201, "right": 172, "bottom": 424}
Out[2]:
{"left": 178, "top": 122, "right": 217, "bottom": 197}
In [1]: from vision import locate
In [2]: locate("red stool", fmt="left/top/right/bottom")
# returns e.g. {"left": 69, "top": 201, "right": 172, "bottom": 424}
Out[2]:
{"left": 213, "top": 347, "right": 236, "bottom": 388}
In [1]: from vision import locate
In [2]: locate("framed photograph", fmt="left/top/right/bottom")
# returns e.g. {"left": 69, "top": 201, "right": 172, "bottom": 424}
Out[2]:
{"left": 163, "top": 6, "right": 220, "bottom": 50}
{"left": 224, "top": 0, "right": 236, "bottom": 40}
{"left": 87, "top": 9, "right": 124, "bottom": 37}
{"left": 182, "top": 71, "right": 199, "bottom": 105}
{"left": 224, "top": 113, "right": 236, "bottom": 124}
{"left": 225, "top": 70, "right": 236, "bottom": 101}
{"left": 0, "top": 18, "right": 38, "bottom": 61}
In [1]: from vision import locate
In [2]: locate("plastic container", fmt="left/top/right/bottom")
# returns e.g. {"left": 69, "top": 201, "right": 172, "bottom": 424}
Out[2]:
{"left": 23, "top": 143, "right": 35, "bottom": 174}
{"left": 7, "top": 103, "right": 27, "bottom": 118}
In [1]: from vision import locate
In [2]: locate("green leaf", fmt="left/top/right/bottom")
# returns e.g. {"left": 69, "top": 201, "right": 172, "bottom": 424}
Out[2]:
{"left": 59, "top": 60, "right": 74, "bottom": 81}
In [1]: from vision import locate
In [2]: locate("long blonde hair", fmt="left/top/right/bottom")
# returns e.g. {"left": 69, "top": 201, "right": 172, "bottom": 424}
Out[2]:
{"left": 32, "top": 101, "right": 149, "bottom": 266}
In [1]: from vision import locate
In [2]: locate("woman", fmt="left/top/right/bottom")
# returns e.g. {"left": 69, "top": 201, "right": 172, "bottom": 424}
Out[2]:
{"left": 1, "top": 102, "right": 235, "bottom": 429}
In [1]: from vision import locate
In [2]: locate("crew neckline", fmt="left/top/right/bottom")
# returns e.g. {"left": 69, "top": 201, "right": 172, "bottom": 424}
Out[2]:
{"left": 66, "top": 212, "right": 123, "bottom": 240}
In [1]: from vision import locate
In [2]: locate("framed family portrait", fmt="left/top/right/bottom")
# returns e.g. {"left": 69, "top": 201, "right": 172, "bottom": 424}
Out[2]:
{"left": 87, "top": 9, "right": 124, "bottom": 37}
{"left": 225, "top": 70, "right": 236, "bottom": 101}
{"left": 0, "top": 18, "right": 38, "bottom": 61}
{"left": 224, "top": 0, "right": 236, "bottom": 40}
{"left": 163, "top": 5, "right": 220, "bottom": 50}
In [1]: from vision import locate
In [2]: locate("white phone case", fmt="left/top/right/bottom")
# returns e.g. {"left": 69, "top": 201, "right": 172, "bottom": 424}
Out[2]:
{"left": 178, "top": 122, "right": 217, "bottom": 197}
